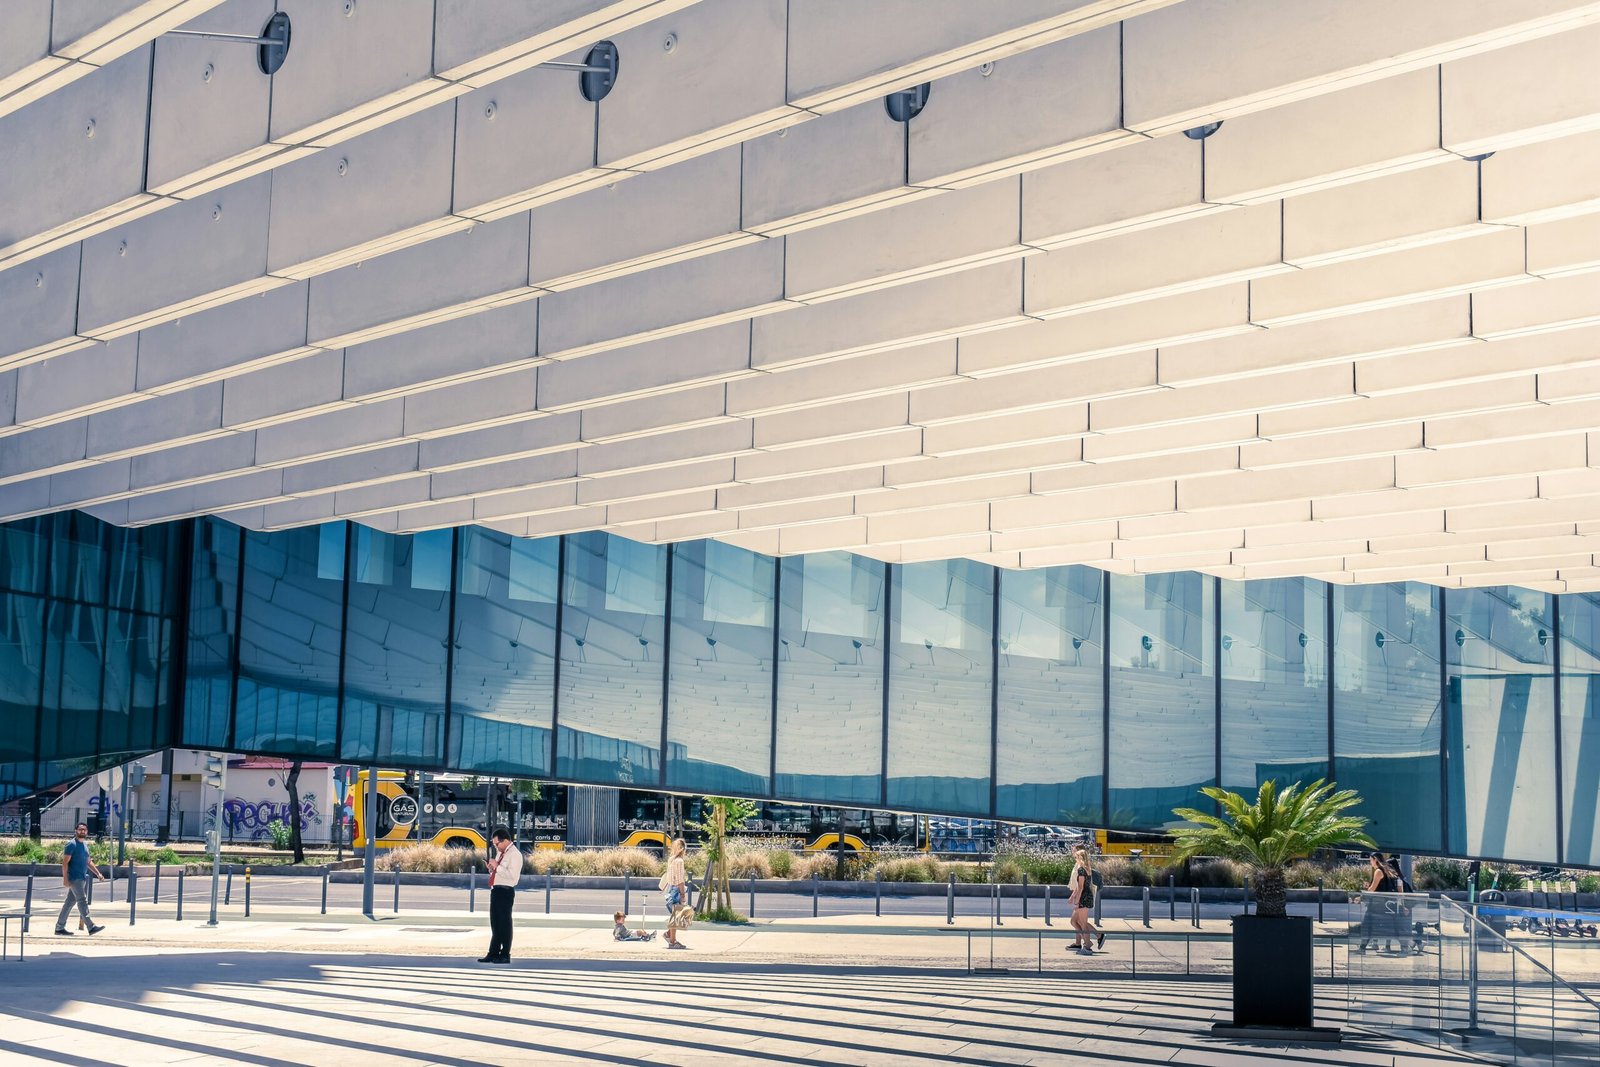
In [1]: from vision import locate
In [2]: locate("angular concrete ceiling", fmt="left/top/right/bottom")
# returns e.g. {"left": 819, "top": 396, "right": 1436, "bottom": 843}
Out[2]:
{"left": 4, "top": 0, "right": 1600, "bottom": 591}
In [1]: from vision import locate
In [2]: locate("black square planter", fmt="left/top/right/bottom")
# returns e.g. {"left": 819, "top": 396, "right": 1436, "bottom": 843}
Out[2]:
{"left": 1230, "top": 914, "right": 1314, "bottom": 1029}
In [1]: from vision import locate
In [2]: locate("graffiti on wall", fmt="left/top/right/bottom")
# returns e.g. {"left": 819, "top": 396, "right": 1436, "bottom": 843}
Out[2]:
{"left": 221, "top": 793, "right": 324, "bottom": 841}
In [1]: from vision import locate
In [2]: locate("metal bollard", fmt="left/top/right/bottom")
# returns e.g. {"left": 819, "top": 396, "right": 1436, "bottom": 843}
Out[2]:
{"left": 154, "top": 861, "right": 162, "bottom": 905}
{"left": 1191, "top": 887, "right": 1200, "bottom": 929}
{"left": 109, "top": 863, "right": 116, "bottom": 902}
{"left": 177, "top": 869, "right": 185, "bottom": 922}
{"left": 1142, "top": 886, "right": 1150, "bottom": 928}
{"left": 22, "top": 864, "right": 35, "bottom": 934}
{"left": 545, "top": 872, "right": 552, "bottom": 915}
{"left": 225, "top": 865, "right": 234, "bottom": 905}
{"left": 874, "top": 870, "right": 882, "bottom": 918}
{"left": 469, "top": 868, "right": 476, "bottom": 913}
{"left": 993, "top": 878, "right": 1002, "bottom": 927}
{"left": 321, "top": 868, "right": 329, "bottom": 915}
{"left": 748, "top": 877, "right": 755, "bottom": 919}
{"left": 812, "top": 874, "right": 819, "bottom": 918}
{"left": 130, "top": 867, "right": 137, "bottom": 926}
{"left": 1093, "top": 889, "right": 1102, "bottom": 926}
{"left": 1022, "top": 874, "right": 1029, "bottom": 920}
{"left": 244, "top": 866, "right": 252, "bottom": 918}
{"left": 1317, "top": 879, "right": 1325, "bottom": 923}
{"left": 624, "top": 872, "right": 631, "bottom": 916}
{"left": 1169, "top": 875, "right": 1176, "bottom": 921}
{"left": 1044, "top": 882, "right": 1051, "bottom": 927}
{"left": 947, "top": 873, "right": 955, "bottom": 925}
{"left": 393, "top": 868, "right": 400, "bottom": 914}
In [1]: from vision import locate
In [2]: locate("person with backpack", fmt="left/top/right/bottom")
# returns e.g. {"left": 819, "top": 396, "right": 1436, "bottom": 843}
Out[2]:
{"left": 1357, "top": 853, "right": 1407, "bottom": 952}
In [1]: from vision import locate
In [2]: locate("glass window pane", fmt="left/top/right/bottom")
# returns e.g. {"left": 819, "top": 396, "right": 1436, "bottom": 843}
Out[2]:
{"left": 1443, "top": 587, "right": 1557, "bottom": 863}
{"left": 341, "top": 529, "right": 448, "bottom": 765}
{"left": 99, "top": 610, "right": 134, "bottom": 753}
{"left": 1561, "top": 593, "right": 1600, "bottom": 865}
{"left": 236, "top": 524, "right": 344, "bottom": 758}
{"left": 1108, "top": 573, "right": 1216, "bottom": 830}
{"left": 556, "top": 532, "right": 666, "bottom": 786}
{"left": 996, "top": 566, "right": 1103, "bottom": 824}
{"left": 450, "top": 528, "right": 557, "bottom": 776}
{"left": 40, "top": 601, "right": 105, "bottom": 761}
{"left": 888, "top": 559, "right": 993, "bottom": 814}
{"left": 1221, "top": 578, "right": 1329, "bottom": 793}
{"left": 0, "top": 593, "right": 45, "bottom": 766}
{"left": 667, "top": 542, "right": 775, "bottom": 795}
{"left": 1334, "top": 582, "right": 1442, "bottom": 853}
{"left": 0, "top": 518, "right": 49, "bottom": 595}
{"left": 775, "top": 552, "right": 885, "bottom": 805}
{"left": 184, "top": 518, "right": 240, "bottom": 750}
{"left": 49, "top": 513, "right": 106, "bottom": 603}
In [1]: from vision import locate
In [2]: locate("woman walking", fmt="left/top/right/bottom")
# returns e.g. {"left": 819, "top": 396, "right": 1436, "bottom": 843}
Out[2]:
{"left": 658, "top": 837, "right": 691, "bottom": 950}
{"left": 1356, "top": 852, "right": 1398, "bottom": 953}
{"left": 1068, "top": 844, "right": 1104, "bottom": 956}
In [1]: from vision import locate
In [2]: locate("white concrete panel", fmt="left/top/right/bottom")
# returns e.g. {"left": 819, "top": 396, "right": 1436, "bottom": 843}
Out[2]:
{"left": 0, "top": 371, "right": 14, "bottom": 428}
{"left": 451, "top": 65, "right": 604, "bottom": 221}
{"left": 537, "top": 239, "right": 787, "bottom": 359}
{"left": 1443, "top": 24, "right": 1600, "bottom": 155}
{"left": 1538, "top": 363, "right": 1600, "bottom": 403}
{"left": 866, "top": 502, "right": 989, "bottom": 545}
{"left": 581, "top": 383, "right": 729, "bottom": 443}
{"left": 856, "top": 472, "right": 1030, "bottom": 516}
{"left": 784, "top": 178, "right": 1025, "bottom": 302}
{"left": 1283, "top": 162, "right": 1490, "bottom": 267}
{"left": 1024, "top": 202, "right": 1284, "bottom": 317}
{"left": 920, "top": 406, "right": 1090, "bottom": 457}
{"left": 1176, "top": 456, "right": 1396, "bottom": 512}
{"left": 250, "top": 399, "right": 403, "bottom": 466}
{"left": 308, "top": 215, "right": 532, "bottom": 348}
{"left": 265, "top": 106, "right": 459, "bottom": 278}
{"left": 1023, "top": 134, "right": 1214, "bottom": 249}
{"left": 727, "top": 339, "right": 956, "bottom": 416}
{"left": 990, "top": 480, "right": 1177, "bottom": 531}
{"left": 128, "top": 430, "right": 255, "bottom": 491}
{"left": 884, "top": 439, "right": 1083, "bottom": 487}
{"left": 1357, "top": 327, "right": 1600, "bottom": 395}
{"left": 1122, "top": 0, "right": 1600, "bottom": 135}
{"left": 51, "top": 0, "right": 222, "bottom": 63}
{"left": 77, "top": 173, "right": 275, "bottom": 338}
{"left": 912, "top": 350, "right": 1158, "bottom": 425}
{"left": 577, "top": 420, "right": 751, "bottom": 477}
{"left": 48, "top": 459, "right": 132, "bottom": 509}
{"left": 144, "top": 0, "right": 278, "bottom": 196}
{"left": 1240, "top": 423, "right": 1426, "bottom": 471}
{"left": 341, "top": 299, "right": 540, "bottom": 401}
{"left": 1121, "top": 500, "right": 1310, "bottom": 539}
{"left": 734, "top": 495, "right": 853, "bottom": 532}
{"left": 433, "top": 0, "right": 696, "bottom": 84}
{"left": 0, "top": 419, "right": 90, "bottom": 483}
{"left": 529, "top": 148, "right": 748, "bottom": 290}
{"left": 1032, "top": 446, "right": 1240, "bottom": 495}
{"left": 221, "top": 348, "right": 346, "bottom": 429}
{"left": 734, "top": 427, "right": 922, "bottom": 482}
{"left": 598, "top": 0, "right": 799, "bottom": 171}
{"left": 15, "top": 336, "right": 137, "bottom": 424}
{"left": 535, "top": 321, "right": 751, "bottom": 410}
{"left": 752, "top": 260, "right": 1025, "bottom": 370}
{"left": 754, "top": 392, "right": 909, "bottom": 449}
{"left": 740, "top": 101, "right": 919, "bottom": 235}
{"left": 280, "top": 441, "right": 420, "bottom": 496}
{"left": 402, "top": 369, "right": 539, "bottom": 439}
{"left": 1312, "top": 476, "right": 1539, "bottom": 522}
{"left": 1093, "top": 363, "right": 1357, "bottom": 432}
{"left": 1481, "top": 130, "right": 1600, "bottom": 223}
{"left": 418, "top": 412, "right": 582, "bottom": 472}
{"left": 576, "top": 456, "right": 735, "bottom": 503}
{"left": 0, "top": 48, "right": 155, "bottom": 265}
{"left": 268, "top": 0, "right": 448, "bottom": 147}
{"left": 908, "top": 27, "right": 1129, "bottom": 188}
{"left": 718, "top": 467, "right": 885, "bottom": 511}
{"left": 606, "top": 489, "right": 721, "bottom": 526}
{"left": 0, "top": 1, "right": 52, "bottom": 88}
{"left": 85, "top": 383, "right": 225, "bottom": 459}
{"left": 1248, "top": 227, "right": 1528, "bottom": 326}
{"left": 0, "top": 245, "right": 83, "bottom": 367}
{"left": 1083, "top": 415, "right": 1259, "bottom": 463}
{"left": 1471, "top": 271, "right": 1600, "bottom": 337}
{"left": 461, "top": 481, "right": 578, "bottom": 523}
{"left": 1527, "top": 213, "right": 1600, "bottom": 277}
{"left": 132, "top": 283, "right": 311, "bottom": 393}
{"left": 1260, "top": 377, "right": 1540, "bottom": 439}
{"left": 1396, "top": 434, "right": 1589, "bottom": 488}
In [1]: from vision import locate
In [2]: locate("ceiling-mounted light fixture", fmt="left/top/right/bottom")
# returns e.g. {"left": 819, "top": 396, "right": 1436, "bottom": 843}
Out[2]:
{"left": 1463, "top": 151, "right": 1495, "bottom": 163}
{"left": 1183, "top": 121, "right": 1223, "bottom": 140}
{"left": 885, "top": 83, "right": 931, "bottom": 122}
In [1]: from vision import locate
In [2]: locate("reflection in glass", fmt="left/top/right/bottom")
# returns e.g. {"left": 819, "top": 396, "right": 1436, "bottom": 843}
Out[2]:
{"left": 667, "top": 542, "right": 775, "bottom": 795}
{"left": 775, "top": 552, "right": 885, "bottom": 805}
{"left": 1446, "top": 587, "right": 1557, "bottom": 861}
{"left": 235, "top": 525, "right": 345, "bottom": 758}
{"left": 1108, "top": 573, "right": 1215, "bottom": 830}
{"left": 0, "top": 594, "right": 44, "bottom": 769}
{"left": 1221, "top": 578, "right": 1328, "bottom": 793}
{"left": 996, "top": 566, "right": 1103, "bottom": 824}
{"left": 889, "top": 559, "right": 993, "bottom": 814}
{"left": 450, "top": 529, "right": 557, "bottom": 775}
{"left": 1561, "top": 594, "right": 1600, "bottom": 865}
{"left": 40, "top": 601, "right": 104, "bottom": 761}
{"left": 1334, "top": 582, "right": 1442, "bottom": 852}
{"left": 184, "top": 518, "right": 240, "bottom": 749}
{"left": 0, "top": 516, "right": 49, "bottom": 596}
{"left": 556, "top": 532, "right": 666, "bottom": 786}
{"left": 341, "top": 528, "right": 449, "bottom": 765}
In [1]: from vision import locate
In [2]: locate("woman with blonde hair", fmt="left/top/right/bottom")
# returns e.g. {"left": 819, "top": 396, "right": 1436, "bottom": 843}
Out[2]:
{"left": 1068, "top": 844, "right": 1104, "bottom": 956}
{"left": 657, "top": 837, "right": 691, "bottom": 949}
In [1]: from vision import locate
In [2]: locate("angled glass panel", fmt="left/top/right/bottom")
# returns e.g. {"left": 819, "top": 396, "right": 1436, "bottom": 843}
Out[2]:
{"left": 667, "top": 541, "right": 775, "bottom": 795}
{"left": 1221, "top": 577, "right": 1329, "bottom": 794}
{"left": 40, "top": 600, "right": 105, "bottom": 762}
{"left": 775, "top": 551, "right": 885, "bottom": 805}
{"left": 107, "top": 525, "right": 172, "bottom": 614}
{"left": 0, "top": 516, "right": 50, "bottom": 595}
{"left": 0, "top": 593, "right": 45, "bottom": 767}
{"left": 99, "top": 609, "right": 135, "bottom": 754}
{"left": 1561, "top": 593, "right": 1600, "bottom": 865}
{"left": 1445, "top": 586, "right": 1557, "bottom": 863}
{"left": 449, "top": 528, "right": 557, "bottom": 776}
{"left": 341, "top": 528, "right": 449, "bottom": 765}
{"left": 996, "top": 566, "right": 1104, "bottom": 825}
{"left": 235, "top": 524, "right": 344, "bottom": 758}
{"left": 556, "top": 532, "right": 666, "bottom": 786}
{"left": 1334, "top": 582, "right": 1442, "bottom": 853}
{"left": 184, "top": 518, "right": 240, "bottom": 749}
{"left": 888, "top": 559, "right": 993, "bottom": 815}
{"left": 48, "top": 512, "right": 107, "bottom": 603}
{"left": 1108, "top": 572, "right": 1216, "bottom": 830}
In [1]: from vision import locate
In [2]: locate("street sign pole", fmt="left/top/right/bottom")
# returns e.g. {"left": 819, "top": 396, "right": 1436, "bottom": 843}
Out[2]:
{"left": 116, "top": 764, "right": 130, "bottom": 865}
{"left": 205, "top": 754, "right": 227, "bottom": 927}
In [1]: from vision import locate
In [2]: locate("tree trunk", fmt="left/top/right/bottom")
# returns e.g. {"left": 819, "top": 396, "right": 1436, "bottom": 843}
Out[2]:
{"left": 1255, "top": 865, "right": 1288, "bottom": 917}
{"left": 284, "top": 760, "right": 305, "bottom": 864}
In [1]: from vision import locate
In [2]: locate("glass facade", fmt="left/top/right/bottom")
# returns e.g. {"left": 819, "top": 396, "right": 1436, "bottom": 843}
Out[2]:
{"left": 4, "top": 508, "right": 1600, "bottom": 866}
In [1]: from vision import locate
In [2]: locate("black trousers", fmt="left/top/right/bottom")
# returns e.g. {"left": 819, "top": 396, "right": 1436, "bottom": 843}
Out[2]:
{"left": 488, "top": 886, "right": 515, "bottom": 959}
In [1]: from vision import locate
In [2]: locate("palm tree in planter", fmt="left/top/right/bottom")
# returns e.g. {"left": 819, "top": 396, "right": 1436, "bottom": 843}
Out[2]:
{"left": 1172, "top": 779, "right": 1374, "bottom": 1038}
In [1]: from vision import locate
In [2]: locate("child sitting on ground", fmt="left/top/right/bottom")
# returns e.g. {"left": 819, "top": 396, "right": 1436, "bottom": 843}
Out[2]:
{"left": 613, "top": 911, "right": 655, "bottom": 942}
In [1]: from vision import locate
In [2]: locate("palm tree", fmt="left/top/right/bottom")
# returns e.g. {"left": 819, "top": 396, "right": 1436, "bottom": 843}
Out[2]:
{"left": 1171, "top": 779, "right": 1375, "bottom": 917}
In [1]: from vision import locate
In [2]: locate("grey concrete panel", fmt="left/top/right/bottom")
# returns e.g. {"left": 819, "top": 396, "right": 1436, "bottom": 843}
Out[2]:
{"left": 144, "top": 0, "right": 276, "bottom": 195}
{"left": 430, "top": 450, "right": 579, "bottom": 500}
{"left": 739, "top": 100, "right": 913, "bottom": 235}
{"left": 85, "top": 382, "right": 224, "bottom": 457}
{"left": 576, "top": 421, "right": 750, "bottom": 477}
{"left": 268, "top": 0, "right": 443, "bottom": 146}
{"left": 1022, "top": 131, "right": 1208, "bottom": 248}
{"left": 450, "top": 66, "right": 602, "bottom": 221}
{"left": 535, "top": 320, "right": 752, "bottom": 410}
{"left": 122, "top": 467, "right": 284, "bottom": 523}
{"left": 402, "top": 368, "right": 538, "bottom": 437}
{"left": 50, "top": 0, "right": 223, "bottom": 61}
{"left": 0, "top": 47, "right": 153, "bottom": 261}
{"left": 433, "top": 0, "right": 700, "bottom": 84}
{"left": 253, "top": 398, "right": 404, "bottom": 466}
{"left": 0, "top": 371, "right": 13, "bottom": 427}
{"left": 49, "top": 459, "right": 132, "bottom": 507}
{"left": 280, "top": 440, "right": 419, "bottom": 495}
{"left": 419, "top": 411, "right": 581, "bottom": 471}
{"left": 909, "top": 26, "right": 1128, "bottom": 188}
{"left": 529, "top": 147, "right": 746, "bottom": 289}
{"left": 341, "top": 299, "right": 539, "bottom": 401}
{"left": 0, "top": 244, "right": 82, "bottom": 365}
{"left": 0, "top": 476, "right": 51, "bottom": 519}
{"left": 132, "top": 282, "right": 312, "bottom": 393}
{"left": 77, "top": 173, "right": 274, "bottom": 337}
{"left": 598, "top": 0, "right": 798, "bottom": 170}
{"left": 221, "top": 348, "right": 346, "bottom": 428}
{"left": 580, "top": 382, "right": 728, "bottom": 442}
{"left": 265, "top": 106, "right": 458, "bottom": 276}
{"left": 537, "top": 238, "right": 786, "bottom": 357}
{"left": 15, "top": 335, "right": 138, "bottom": 424}
{"left": 0, "top": 418, "right": 87, "bottom": 481}
{"left": 0, "top": 1, "right": 52, "bottom": 86}
{"left": 308, "top": 214, "right": 531, "bottom": 347}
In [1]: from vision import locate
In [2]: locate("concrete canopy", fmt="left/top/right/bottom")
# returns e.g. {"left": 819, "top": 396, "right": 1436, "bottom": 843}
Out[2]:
{"left": 4, "top": 0, "right": 1600, "bottom": 589}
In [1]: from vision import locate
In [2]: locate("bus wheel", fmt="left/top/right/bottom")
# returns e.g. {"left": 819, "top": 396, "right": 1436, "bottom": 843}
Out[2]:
{"left": 440, "top": 837, "right": 475, "bottom": 850}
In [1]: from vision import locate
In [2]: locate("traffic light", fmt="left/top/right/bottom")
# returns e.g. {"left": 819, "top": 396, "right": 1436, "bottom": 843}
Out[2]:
{"left": 202, "top": 753, "right": 226, "bottom": 791}
{"left": 128, "top": 764, "right": 146, "bottom": 787}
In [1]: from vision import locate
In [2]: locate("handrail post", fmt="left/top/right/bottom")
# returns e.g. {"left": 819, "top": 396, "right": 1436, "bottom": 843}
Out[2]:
{"left": 244, "top": 866, "right": 251, "bottom": 918}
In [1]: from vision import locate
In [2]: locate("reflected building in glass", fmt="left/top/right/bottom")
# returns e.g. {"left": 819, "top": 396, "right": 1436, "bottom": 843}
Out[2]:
{"left": 3, "top": 509, "right": 1600, "bottom": 868}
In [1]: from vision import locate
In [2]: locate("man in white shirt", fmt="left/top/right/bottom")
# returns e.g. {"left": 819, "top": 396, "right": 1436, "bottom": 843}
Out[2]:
{"left": 480, "top": 826, "right": 522, "bottom": 963}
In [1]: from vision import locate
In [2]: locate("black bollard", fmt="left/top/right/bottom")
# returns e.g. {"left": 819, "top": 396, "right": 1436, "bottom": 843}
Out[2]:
{"left": 244, "top": 866, "right": 252, "bottom": 918}
{"left": 22, "top": 864, "right": 35, "bottom": 934}
{"left": 1142, "top": 886, "right": 1151, "bottom": 928}
{"left": 225, "top": 865, "right": 233, "bottom": 905}
{"left": 624, "top": 872, "right": 631, "bottom": 916}
{"left": 875, "top": 870, "right": 882, "bottom": 918}
{"left": 749, "top": 876, "right": 755, "bottom": 918}
{"left": 321, "top": 867, "right": 329, "bottom": 915}
{"left": 393, "top": 868, "right": 400, "bottom": 914}
{"left": 177, "top": 868, "right": 185, "bottom": 922}
{"left": 130, "top": 867, "right": 137, "bottom": 926}
{"left": 545, "top": 872, "right": 552, "bottom": 915}
{"left": 1169, "top": 875, "right": 1176, "bottom": 921}
{"left": 812, "top": 874, "right": 819, "bottom": 918}
{"left": 1317, "top": 879, "right": 1325, "bottom": 922}
{"left": 947, "top": 873, "right": 955, "bottom": 925}
{"left": 1044, "top": 882, "right": 1051, "bottom": 927}
{"left": 469, "top": 867, "right": 476, "bottom": 913}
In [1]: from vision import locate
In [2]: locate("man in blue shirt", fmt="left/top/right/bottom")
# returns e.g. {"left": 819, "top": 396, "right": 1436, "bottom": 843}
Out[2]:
{"left": 56, "top": 822, "right": 106, "bottom": 936}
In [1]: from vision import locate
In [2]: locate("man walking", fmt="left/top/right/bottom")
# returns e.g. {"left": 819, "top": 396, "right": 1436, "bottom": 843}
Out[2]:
{"left": 479, "top": 826, "right": 522, "bottom": 963}
{"left": 57, "top": 823, "right": 106, "bottom": 936}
